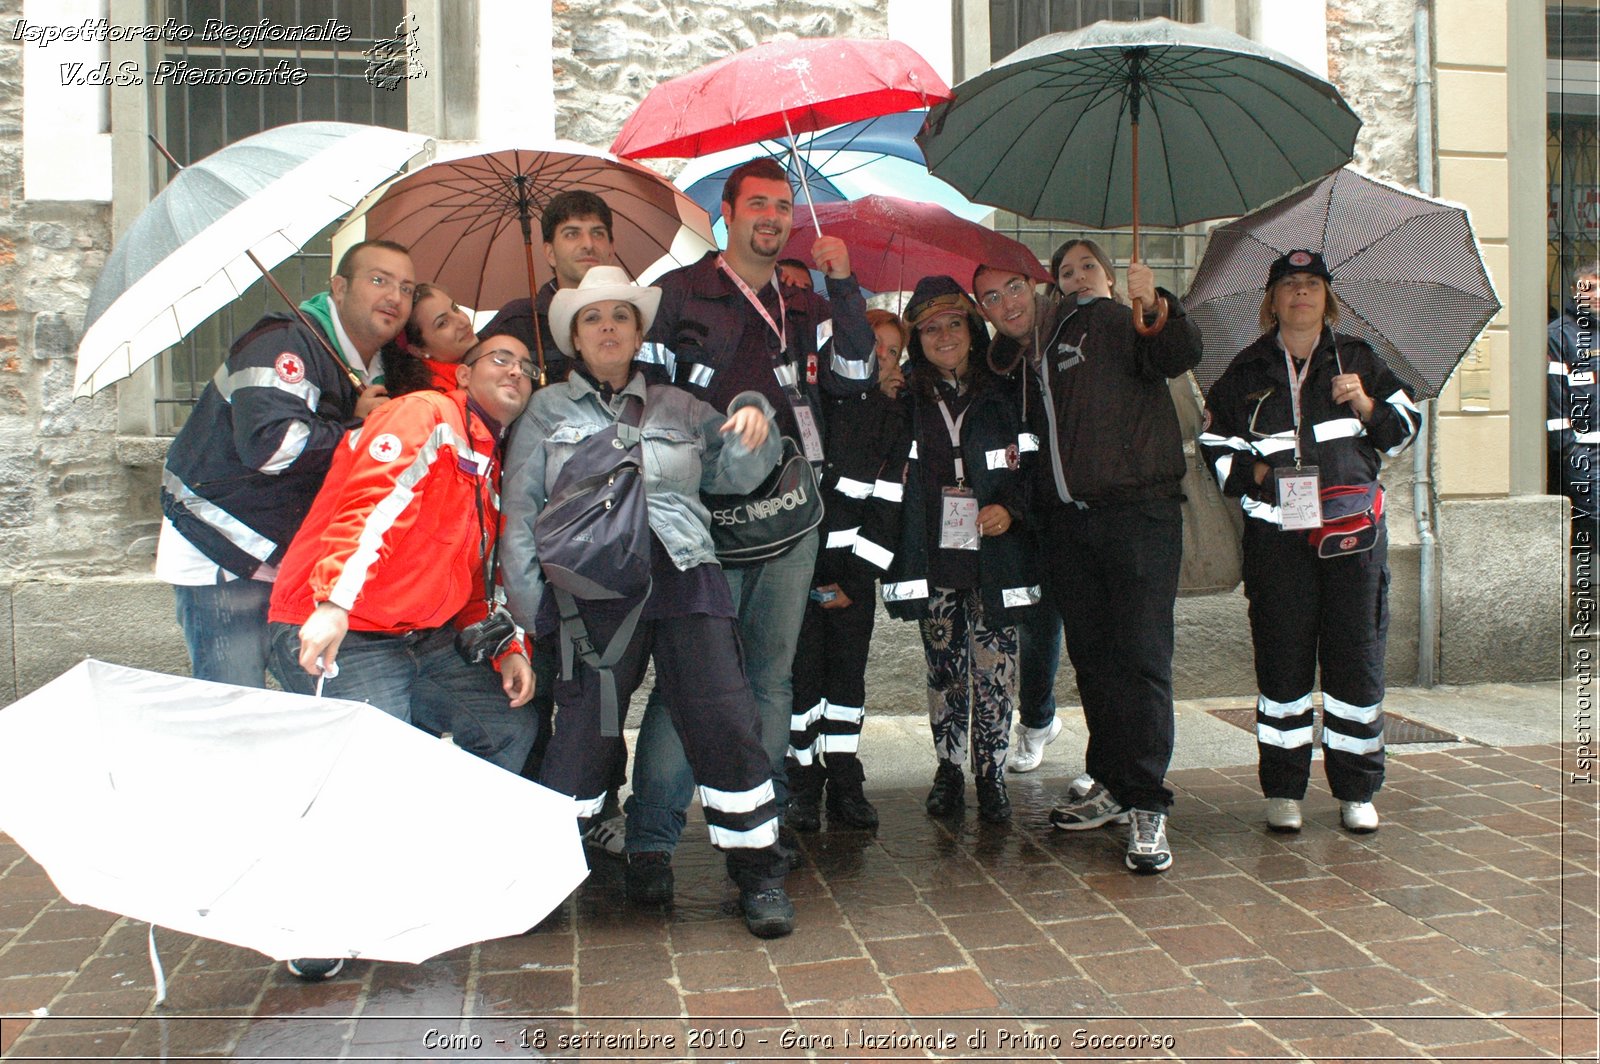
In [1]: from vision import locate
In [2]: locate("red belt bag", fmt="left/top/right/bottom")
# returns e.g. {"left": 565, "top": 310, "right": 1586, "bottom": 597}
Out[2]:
{"left": 1307, "top": 482, "right": 1383, "bottom": 559}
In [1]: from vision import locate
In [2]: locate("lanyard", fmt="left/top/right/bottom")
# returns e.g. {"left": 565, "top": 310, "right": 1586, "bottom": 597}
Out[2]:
{"left": 718, "top": 255, "right": 786, "bottom": 356}
{"left": 1281, "top": 347, "right": 1313, "bottom": 469}
{"left": 936, "top": 396, "right": 968, "bottom": 486}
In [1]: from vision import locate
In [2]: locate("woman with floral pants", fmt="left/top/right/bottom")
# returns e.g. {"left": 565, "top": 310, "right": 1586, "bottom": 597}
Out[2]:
{"left": 879, "top": 276, "right": 1039, "bottom": 823}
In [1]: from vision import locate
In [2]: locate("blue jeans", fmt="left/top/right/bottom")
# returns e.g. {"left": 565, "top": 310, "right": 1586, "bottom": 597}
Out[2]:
{"left": 1015, "top": 587, "right": 1063, "bottom": 730}
{"left": 625, "top": 530, "right": 818, "bottom": 854}
{"left": 174, "top": 579, "right": 273, "bottom": 688}
{"left": 267, "top": 623, "right": 538, "bottom": 773}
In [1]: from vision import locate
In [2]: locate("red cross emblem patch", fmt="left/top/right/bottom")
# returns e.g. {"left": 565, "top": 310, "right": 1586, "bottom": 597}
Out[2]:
{"left": 367, "top": 433, "right": 403, "bottom": 463}
{"left": 274, "top": 352, "right": 306, "bottom": 384}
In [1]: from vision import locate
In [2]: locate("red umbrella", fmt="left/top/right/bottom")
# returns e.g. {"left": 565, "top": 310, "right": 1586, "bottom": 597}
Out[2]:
{"left": 777, "top": 195, "right": 1047, "bottom": 297}
{"left": 610, "top": 38, "right": 952, "bottom": 161}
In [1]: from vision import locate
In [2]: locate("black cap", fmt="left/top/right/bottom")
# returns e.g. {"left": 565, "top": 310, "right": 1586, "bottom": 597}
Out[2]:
{"left": 1266, "top": 249, "right": 1332, "bottom": 289}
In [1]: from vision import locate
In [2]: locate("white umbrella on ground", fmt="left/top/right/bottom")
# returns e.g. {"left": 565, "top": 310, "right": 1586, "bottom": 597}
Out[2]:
{"left": 0, "top": 660, "right": 585, "bottom": 1001}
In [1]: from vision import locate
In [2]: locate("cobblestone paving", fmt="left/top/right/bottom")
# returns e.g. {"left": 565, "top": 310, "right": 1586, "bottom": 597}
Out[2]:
{"left": 0, "top": 743, "right": 1595, "bottom": 1061}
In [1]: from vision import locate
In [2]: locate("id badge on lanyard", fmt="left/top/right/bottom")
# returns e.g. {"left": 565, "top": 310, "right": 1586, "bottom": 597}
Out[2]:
{"left": 940, "top": 486, "right": 980, "bottom": 551}
{"left": 792, "top": 403, "right": 825, "bottom": 462}
{"left": 936, "top": 397, "right": 979, "bottom": 550}
{"left": 1275, "top": 465, "right": 1322, "bottom": 529}
{"left": 1276, "top": 349, "right": 1323, "bottom": 530}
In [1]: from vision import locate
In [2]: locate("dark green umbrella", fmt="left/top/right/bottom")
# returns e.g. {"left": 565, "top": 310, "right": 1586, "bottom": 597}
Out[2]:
{"left": 918, "top": 17, "right": 1361, "bottom": 331}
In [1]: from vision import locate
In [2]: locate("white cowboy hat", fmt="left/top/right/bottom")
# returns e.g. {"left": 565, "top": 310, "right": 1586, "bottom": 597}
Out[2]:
{"left": 546, "top": 265, "right": 662, "bottom": 358}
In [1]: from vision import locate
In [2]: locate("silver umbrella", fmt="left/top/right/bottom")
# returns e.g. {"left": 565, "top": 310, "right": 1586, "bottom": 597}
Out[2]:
{"left": 75, "top": 122, "right": 431, "bottom": 397}
{"left": 1185, "top": 167, "right": 1501, "bottom": 399}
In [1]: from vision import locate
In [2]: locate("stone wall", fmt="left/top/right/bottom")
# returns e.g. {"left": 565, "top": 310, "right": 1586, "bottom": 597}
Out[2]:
{"left": 0, "top": 1, "right": 158, "bottom": 587}
{"left": 1326, "top": 0, "right": 1420, "bottom": 187}
{"left": 551, "top": 0, "right": 891, "bottom": 149}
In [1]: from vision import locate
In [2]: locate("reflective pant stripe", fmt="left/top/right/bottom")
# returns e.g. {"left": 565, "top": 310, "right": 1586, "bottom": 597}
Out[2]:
{"left": 1323, "top": 692, "right": 1382, "bottom": 725}
{"left": 1259, "top": 692, "right": 1314, "bottom": 719}
{"left": 706, "top": 817, "right": 779, "bottom": 850}
{"left": 699, "top": 778, "right": 776, "bottom": 816}
{"left": 1323, "top": 729, "right": 1384, "bottom": 755}
{"left": 1257, "top": 721, "right": 1315, "bottom": 748}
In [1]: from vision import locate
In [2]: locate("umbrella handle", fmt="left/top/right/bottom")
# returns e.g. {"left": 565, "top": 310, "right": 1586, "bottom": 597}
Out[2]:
{"left": 1133, "top": 295, "right": 1168, "bottom": 337}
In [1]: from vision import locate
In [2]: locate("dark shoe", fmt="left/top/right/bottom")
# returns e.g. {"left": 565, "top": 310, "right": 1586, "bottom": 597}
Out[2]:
{"left": 1050, "top": 781, "right": 1131, "bottom": 831}
{"left": 785, "top": 761, "right": 824, "bottom": 833}
{"left": 625, "top": 851, "right": 674, "bottom": 905}
{"left": 739, "top": 886, "right": 795, "bottom": 938}
{"left": 824, "top": 758, "right": 879, "bottom": 829}
{"left": 778, "top": 824, "right": 805, "bottom": 870}
{"left": 976, "top": 777, "right": 1012, "bottom": 823}
{"left": 925, "top": 761, "right": 965, "bottom": 817}
{"left": 286, "top": 958, "right": 344, "bottom": 982}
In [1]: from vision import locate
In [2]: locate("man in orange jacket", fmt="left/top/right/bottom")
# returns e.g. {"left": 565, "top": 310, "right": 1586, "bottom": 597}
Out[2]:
{"left": 267, "top": 334, "right": 539, "bottom": 773}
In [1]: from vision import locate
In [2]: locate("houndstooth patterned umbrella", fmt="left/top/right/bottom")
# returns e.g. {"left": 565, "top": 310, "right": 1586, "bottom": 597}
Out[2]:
{"left": 1186, "top": 167, "right": 1500, "bottom": 399}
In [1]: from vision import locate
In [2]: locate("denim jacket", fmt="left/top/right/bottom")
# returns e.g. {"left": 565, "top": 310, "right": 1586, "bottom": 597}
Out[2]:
{"left": 499, "top": 371, "right": 780, "bottom": 630}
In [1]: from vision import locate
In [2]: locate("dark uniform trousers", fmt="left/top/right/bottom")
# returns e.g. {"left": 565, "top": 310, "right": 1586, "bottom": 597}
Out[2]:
{"left": 1243, "top": 520, "right": 1388, "bottom": 803}
{"left": 1044, "top": 497, "right": 1182, "bottom": 813}
{"left": 788, "top": 571, "right": 877, "bottom": 767}
{"left": 538, "top": 600, "right": 787, "bottom": 890}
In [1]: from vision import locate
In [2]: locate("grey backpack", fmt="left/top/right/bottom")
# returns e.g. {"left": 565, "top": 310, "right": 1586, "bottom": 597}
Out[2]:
{"left": 534, "top": 395, "right": 651, "bottom": 735}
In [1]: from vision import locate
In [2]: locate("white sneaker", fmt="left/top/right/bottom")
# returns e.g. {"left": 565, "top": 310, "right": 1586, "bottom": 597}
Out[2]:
{"left": 1265, "top": 797, "right": 1302, "bottom": 832}
{"left": 1009, "top": 717, "right": 1062, "bottom": 773}
{"left": 1340, "top": 801, "right": 1379, "bottom": 833}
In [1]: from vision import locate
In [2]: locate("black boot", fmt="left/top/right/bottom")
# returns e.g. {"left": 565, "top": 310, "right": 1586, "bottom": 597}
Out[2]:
{"left": 785, "top": 760, "right": 824, "bottom": 833}
{"left": 824, "top": 756, "right": 879, "bottom": 829}
{"left": 925, "top": 761, "right": 965, "bottom": 817}
{"left": 976, "top": 777, "right": 1012, "bottom": 823}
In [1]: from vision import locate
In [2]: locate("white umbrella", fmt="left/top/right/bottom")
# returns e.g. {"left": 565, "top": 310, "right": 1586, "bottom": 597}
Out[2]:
{"left": 0, "top": 660, "right": 585, "bottom": 999}
{"left": 73, "top": 121, "right": 433, "bottom": 397}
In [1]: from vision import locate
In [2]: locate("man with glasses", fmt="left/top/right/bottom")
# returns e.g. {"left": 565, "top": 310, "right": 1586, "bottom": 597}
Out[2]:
{"left": 264, "top": 333, "right": 538, "bottom": 984}
{"left": 159, "top": 239, "right": 414, "bottom": 689}
{"left": 976, "top": 256, "right": 1201, "bottom": 875}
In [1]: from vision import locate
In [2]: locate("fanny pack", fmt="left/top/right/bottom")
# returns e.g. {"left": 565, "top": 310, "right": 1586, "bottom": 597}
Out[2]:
{"left": 703, "top": 436, "right": 825, "bottom": 568}
{"left": 1307, "top": 482, "right": 1383, "bottom": 558}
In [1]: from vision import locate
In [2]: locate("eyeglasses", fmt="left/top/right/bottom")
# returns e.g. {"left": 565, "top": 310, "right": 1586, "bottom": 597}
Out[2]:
{"left": 353, "top": 272, "right": 416, "bottom": 300}
{"left": 467, "top": 350, "right": 537, "bottom": 378}
{"left": 977, "top": 277, "right": 1031, "bottom": 308}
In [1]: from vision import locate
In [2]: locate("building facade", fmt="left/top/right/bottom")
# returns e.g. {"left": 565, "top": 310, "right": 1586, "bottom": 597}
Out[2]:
{"left": 0, "top": 0, "right": 1575, "bottom": 701}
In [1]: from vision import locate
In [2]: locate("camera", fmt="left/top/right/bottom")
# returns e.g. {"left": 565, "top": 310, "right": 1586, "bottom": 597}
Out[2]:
{"left": 455, "top": 606, "right": 518, "bottom": 666}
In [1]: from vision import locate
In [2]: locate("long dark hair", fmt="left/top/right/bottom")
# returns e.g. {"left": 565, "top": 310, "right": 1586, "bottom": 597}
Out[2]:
{"left": 905, "top": 306, "right": 996, "bottom": 403}
{"left": 384, "top": 282, "right": 454, "bottom": 397}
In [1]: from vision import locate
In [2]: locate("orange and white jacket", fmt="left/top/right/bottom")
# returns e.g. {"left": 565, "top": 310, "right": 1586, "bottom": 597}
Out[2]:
{"left": 269, "top": 389, "right": 522, "bottom": 659}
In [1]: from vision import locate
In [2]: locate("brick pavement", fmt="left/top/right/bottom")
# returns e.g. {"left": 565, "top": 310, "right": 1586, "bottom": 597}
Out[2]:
{"left": 0, "top": 742, "right": 1595, "bottom": 1061}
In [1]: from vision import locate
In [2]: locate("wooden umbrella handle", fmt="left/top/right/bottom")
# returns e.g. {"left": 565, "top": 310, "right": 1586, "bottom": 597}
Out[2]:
{"left": 1133, "top": 294, "right": 1169, "bottom": 336}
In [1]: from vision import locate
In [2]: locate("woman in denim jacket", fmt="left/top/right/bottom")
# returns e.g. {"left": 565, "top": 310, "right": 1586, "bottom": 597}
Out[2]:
{"left": 498, "top": 266, "right": 796, "bottom": 939}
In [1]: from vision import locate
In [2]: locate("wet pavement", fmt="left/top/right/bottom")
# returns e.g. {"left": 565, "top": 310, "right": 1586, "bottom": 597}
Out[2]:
{"left": 0, "top": 710, "right": 1596, "bottom": 1060}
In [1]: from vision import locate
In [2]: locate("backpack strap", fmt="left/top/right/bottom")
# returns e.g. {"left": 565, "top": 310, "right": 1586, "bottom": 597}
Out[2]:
{"left": 552, "top": 579, "right": 652, "bottom": 737}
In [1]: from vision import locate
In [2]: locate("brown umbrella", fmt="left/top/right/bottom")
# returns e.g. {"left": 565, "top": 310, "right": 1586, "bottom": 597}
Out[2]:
{"left": 344, "top": 142, "right": 716, "bottom": 377}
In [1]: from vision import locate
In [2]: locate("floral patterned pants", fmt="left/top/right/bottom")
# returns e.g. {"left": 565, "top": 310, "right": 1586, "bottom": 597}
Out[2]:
{"left": 920, "top": 587, "right": 1018, "bottom": 782}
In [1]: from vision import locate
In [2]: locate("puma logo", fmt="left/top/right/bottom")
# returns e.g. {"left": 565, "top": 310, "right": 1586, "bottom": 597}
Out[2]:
{"left": 1055, "top": 338, "right": 1085, "bottom": 372}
